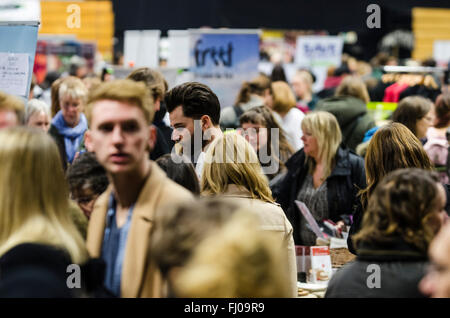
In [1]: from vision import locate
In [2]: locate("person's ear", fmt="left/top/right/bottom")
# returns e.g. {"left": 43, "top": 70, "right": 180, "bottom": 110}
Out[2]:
{"left": 154, "top": 97, "right": 161, "bottom": 112}
{"left": 200, "top": 115, "right": 213, "bottom": 130}
{"left": 148, "top": 125, "right": 157, "bottom": 153}
{"left": 80, "top": 100, "right": 85, "bottom": 113}
{"left": 84, "top": 130, "right": 94, "bottom": 152}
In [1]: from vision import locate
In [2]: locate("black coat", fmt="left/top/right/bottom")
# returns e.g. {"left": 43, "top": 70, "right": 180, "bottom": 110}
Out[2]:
{"left": 271, "top": 147, "right": 366, "bottom": 245}
{"left": 150, "top": 126, "right": 172, "bottom": 161}
{"left": 325, "top": 238, "right": 428, "bottom": 298}
{"left": 49, "top": 124, "right": 68, "bottom": 171}
{"left": 0, "top": 243, "right": 111, "bottom": 298}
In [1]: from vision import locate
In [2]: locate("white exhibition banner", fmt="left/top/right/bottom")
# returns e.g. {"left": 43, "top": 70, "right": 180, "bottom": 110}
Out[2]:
{"left": 124, "top": 30, "right": 161, "bottom": 68}
{"left": 189, "top": 29, "right": 260, "bottom": 108}
{"left": 295, "top": 36, "right": 344, "bottom": 92}
{"left": 0, "top": 0, "right": 40, "bottom": 22}
{"left": 433, "top": 40, "right": 450, "bottom": 66}
{"left": 167, "top": 30, "right": 190, "bottom": 69}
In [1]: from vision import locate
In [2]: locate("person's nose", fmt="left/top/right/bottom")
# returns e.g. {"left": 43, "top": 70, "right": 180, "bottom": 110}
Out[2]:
{"left": 172, "top": 129, "right": 181, "bottom": 142}
{"left": 419, "top": 273, "right": 436, "bottom": 297}
{"left": 112, "top": 125, "right": 124, "bottom": 145}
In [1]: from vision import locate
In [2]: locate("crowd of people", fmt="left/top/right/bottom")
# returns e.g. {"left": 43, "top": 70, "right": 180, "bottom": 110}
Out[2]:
{"left": 0, "top": 51, "right": 450, "bottom": 298}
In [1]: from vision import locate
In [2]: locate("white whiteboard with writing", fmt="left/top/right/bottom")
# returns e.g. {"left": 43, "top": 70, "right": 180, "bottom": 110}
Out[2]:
{"left": 0, "top": 53, "right": 29, "bottom": 96}
{"left": 0, "top": 21, "right": 39, "bottom": 99}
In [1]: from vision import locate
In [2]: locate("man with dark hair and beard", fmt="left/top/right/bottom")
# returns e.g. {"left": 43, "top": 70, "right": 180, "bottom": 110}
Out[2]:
{"left": 165, "top": 82, "right": 223, "bottom": 178}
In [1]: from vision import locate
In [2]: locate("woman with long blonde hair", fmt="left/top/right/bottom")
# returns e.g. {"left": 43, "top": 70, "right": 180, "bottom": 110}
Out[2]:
{"left": 272, "top": 111, "right": 366, "bottom": 246}
{"left": 267, "top": 81, "right": 305, "bottom": 151}
{"left": 0, "top": 127, "right": 95, "bottom": 297}
{"left": 201, "top": 132, "right": 298, "bottom": 297}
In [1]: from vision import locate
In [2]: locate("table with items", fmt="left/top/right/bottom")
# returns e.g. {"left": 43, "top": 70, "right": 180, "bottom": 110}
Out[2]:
{"left": 296, "top": 237, "right": 356, "bottom": 298}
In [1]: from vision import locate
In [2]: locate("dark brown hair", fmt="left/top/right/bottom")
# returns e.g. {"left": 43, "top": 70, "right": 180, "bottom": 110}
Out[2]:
{"left": 235, "top": 74, "right": 271, "bottom": 106}
{"left": 354, "top": 168, "right": 442, "bottom": 253}
{"left": 393, "top": 96, "right": 433, "bottom": 136}
{"left": 156, "top": 154, "right": 200, "bottom": 195}
{"left": 434, "top": 94, "right": 450, "bottom": 129}
{"left": 165, "top": 82, "right": 221, "bottom": 125}
{"left": 239, "top": 106, "right": 294, "bottom": 171}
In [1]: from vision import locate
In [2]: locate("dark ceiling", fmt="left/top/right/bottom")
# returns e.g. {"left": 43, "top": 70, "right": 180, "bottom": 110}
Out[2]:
{"left": 112, "top": 0, "right": 450, "bottom": 61}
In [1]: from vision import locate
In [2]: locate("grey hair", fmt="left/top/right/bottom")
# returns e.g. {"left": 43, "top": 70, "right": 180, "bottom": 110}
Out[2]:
{"left": 25, "top": 99, "right": 51, "bottom": 124}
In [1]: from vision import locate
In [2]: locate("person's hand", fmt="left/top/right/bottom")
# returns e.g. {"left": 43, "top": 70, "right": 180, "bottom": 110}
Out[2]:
{"left": 335, "top": 220, "right": 346, "bottom": 238}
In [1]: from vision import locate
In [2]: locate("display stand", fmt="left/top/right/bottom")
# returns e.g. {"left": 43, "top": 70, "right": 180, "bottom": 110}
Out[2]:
{"left": 0, "top": 21, "right": 39, "bottom": 100}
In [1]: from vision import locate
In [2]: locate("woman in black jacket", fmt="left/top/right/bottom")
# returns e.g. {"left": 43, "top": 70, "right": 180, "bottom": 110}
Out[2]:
{"left": 326, "top": 168, "right": 446, "bottom": 298}
{"left": 272, "top": 111, "right": 366, "bottom": 246}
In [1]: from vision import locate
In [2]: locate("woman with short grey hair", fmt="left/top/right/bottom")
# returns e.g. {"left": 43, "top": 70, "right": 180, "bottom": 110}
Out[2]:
{"left": 25, "top": 99, "right": 51, "bottom": 132}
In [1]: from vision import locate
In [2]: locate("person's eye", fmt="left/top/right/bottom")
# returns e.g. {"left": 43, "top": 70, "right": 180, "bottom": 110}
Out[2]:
{"left": 98, "top": 124, "right": 113, "bottom": 132}
{"left": 122, "top": 122, "right": 139, "bottom": 132}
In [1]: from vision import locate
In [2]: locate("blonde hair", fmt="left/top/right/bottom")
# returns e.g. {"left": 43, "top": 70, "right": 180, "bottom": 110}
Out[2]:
{"left": 83, "top": 76, "right": 102, "bottom": 92}
{"left": 86, "top": 79, "right": 155, "bottom": 125}
{"left": 150, "top": 198, "right": 240, "bottom": 277}
{"left": 0, "top": 90, "right": 25, "bottom": 124}
{"left": 292, "top": 70, "right": 313, "bottom": 95}
{"left": 335, "top": 76, "right": 370, "bottom": 104}
{"left": 0, "top": 127, "right": 88, "bottom": 264}
{"left": 201, "top": 132, "right": 274, "bottom": 203}
{"left": 301, "top": 111, "right": 342, "bottom": 179}
{"left": 173, "top": 210, "right": 291, "bottom": 298}
{"left": 271, "top": 81, "right": 296, "bottom": 114}
{"left": 58, "top": 76, "right": 88, "bottom": 104}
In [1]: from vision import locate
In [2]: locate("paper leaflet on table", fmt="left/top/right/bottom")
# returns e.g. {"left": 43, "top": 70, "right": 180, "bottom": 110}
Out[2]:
{"left": 295, "top": 200, "right": 344, "bottom": 239}
{"left": 295, "top": 200, "right": 326, "bottom": 239}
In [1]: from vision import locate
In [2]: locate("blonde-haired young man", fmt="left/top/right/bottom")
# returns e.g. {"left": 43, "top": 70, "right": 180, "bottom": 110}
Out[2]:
{"left": 84, "top": 80, "right": 193, "bottom": 297}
